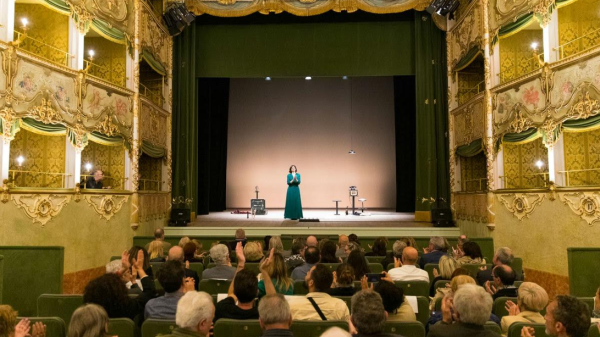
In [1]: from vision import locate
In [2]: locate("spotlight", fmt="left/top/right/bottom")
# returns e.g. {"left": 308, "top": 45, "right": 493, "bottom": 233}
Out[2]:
{"left": 163, "top": 2, "right": 196, "bottom": 37}
{"left": 305, "top": 76, "right": 312, "bottom": 80}
{"left": 16, "top": 155, "right": 25, "bottom": 167}
{"left": 84, "top": 163, "right": 93, "bottom": 172}
{"left": 265, "top": 77, "right": 271, "bottom": 81}
{"left": 426, "top": 0, "right": 460, "bottom": 20}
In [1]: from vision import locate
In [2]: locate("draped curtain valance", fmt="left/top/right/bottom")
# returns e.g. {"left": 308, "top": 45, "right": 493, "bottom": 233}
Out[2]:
{"left": 456, "top": 138, "right": 484, "bottom": 157}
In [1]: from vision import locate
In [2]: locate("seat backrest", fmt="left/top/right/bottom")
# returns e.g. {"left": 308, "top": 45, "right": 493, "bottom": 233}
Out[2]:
{"left": 198, "top": 279, "right": 232, "bottom": 295}
{"left": 415, "top": 296, "right": 430, "bottom": 326}
{"left": 589, "top": 323, "right": 600, "bottom": 337}
{"left": 322, "top": 263, "right": 341, "bottom": 271}
{"left": 461, "top": 264, "right": 493, "bottom": 278}
{"left": 150, "top": 262, "right": 164, "bottom": 276}
{"left": 108, "top": 318, "right": 139, "bottom": 337}
{"left": 141, "top": 319, "right": 177, "bottom": 337}
{"left": 383, "top": 321, "right": 425, "bottom": 337}
{"left": 187, "top": 262, "right": 204, "bottom": 278}
{"left": 368, "top": 263, "right": 383, "bottom": 274}
{"left": 18, "top": 317, "right": 66, "bottom": 337}
{"left": 484, "top": 321, "right": 502, "bottom": 334}
{"left": 291, "top": 320, "right": 349, "bottom": 337}
{"left": 514, "top": 281, "right": 523, "bottom": 288}
{"left": 387, "top": 263, "right": 395, "bottom": 271}
{"left": 433, "top": 279, "right": 450, "bottom": 292}
{"left": 293, "top": 280, "right": 309, "bottom": 295}
{"left": 492, "top": 297, "right": 517, "bottom": 320}
{"left": 470, "top": 238, "right": 494, "bottom": 264}
{"left": 567, "top": 248, "right": 600, "bottom": 297}
{"left": 0, "top": 255, "right": 3, "bottom": 303}
{"left": 365, "top": 256, "right": 385, "bottom": 264}
{"left": 511, "top": 257, "right": 523, "bottom": 276}
{"left": 394, "top": 281, "right": 429, "bottom": 297}
{"left": 577, "top": 297, "right": 595, "bottom": 316}
{"left": 207, "top": 263, "right": 237, "bottom": 269}
{"left": 213, "top": 319, "right": 262, "bottom": 337}
{"left": 434, "top": 297, "right": 443, "bottom": 312}
{"left": 424, "top": 264, "right": 439, "bottom": 282}
{"left": 243, "top": 263, "right": 261, "bottom": 275}
{"left": 37, "top": 294, "right": 83, "bottom": 327}
{"left": 507, "top": 323, "right": 549, "bottom": 337}
{"left": 110, "top": 256, "right": 121, "bottom": 262}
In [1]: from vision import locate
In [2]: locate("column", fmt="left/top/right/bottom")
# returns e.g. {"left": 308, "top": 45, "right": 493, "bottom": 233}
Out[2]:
{"left": 0, "top": 139, "right": 10, "bottom": 182}
{"left": 543, "top": 10, "right": 560, "bottom": 63}
{"left": 124, "top": 150, "right": 132, "bottom": 190}
{"left": 490, "top": 43, "right": 501, "bottom": 87}
{"left": 68, "top": 19, "right": 85, "bottom": 70}
{"left": 126, "top": 52, "right": 135, "bottom": 90}
{"left": 65, "top": 139, "right": 77, "bottom": 188}
{"left": 0, "top": 0, "right": 15, "bottom": 43}
{"left": 495, "top": 148, "right": 505, "bottom": 189}
{"left": 552, "top": 134, "right": 566, "bottom": 186}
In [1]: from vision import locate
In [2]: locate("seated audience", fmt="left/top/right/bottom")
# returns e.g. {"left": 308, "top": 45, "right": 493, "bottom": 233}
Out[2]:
{"left": 285, "top": 237, "right": 306, "bottom": 270}
{"left": 145, "top": 260, "right": 195, "bottom": 319}
{"left": 67, "top": 304, "right": 109, "bottom": 337}
{"left": 288, "top": 264, "right": 350, "bottom": 320}
{"left": 419, "top": 237, "right": 447, "bottom": 269}
{"left": 347, "top": 250, "right": 370, "bottom": 280}
{"left": 594, "top": 286, "right": 600, "bottom": 318}
{"left": 321, "top": 327, "right": 351, "bottom": 337}
{"left": 306, "top": 235, "right": 318, "bottom": 248}
{"left": 270, "top": 236, "right": 289, "bottom": 257}
{"left": 202, "top": 244, "right": 236, "bottom": 280}
{"left": 477, "top": 247, "right": 517, "bottom": 285}
{"left": 428, "top": 284, "right": 500, "bottom": 337}
{"left": 399, "top": 237, "right": 418, "bottom": 249}
{"left": 105, "top": 258, "right": 142, "bottom": 294}
{"left": 500, "top": 282, "right": 548, "bottom": 333}
{"left": 320, "top": 240, "right": 340, "bottom": 263}
{"left": 371, "top": 272, "right": 417, "bottom": 322}
{"left": 128, "top": 246, "right": 152, "bottom": 277}
{"left": 244, "top": 241, "right": 265, "bottom": 263}
{"left": 348, "top": 234, "right": 360, "bottom": 246}
{"left": 84, "top": 250, "right": 155, "bottom": 320}
{"left": 144, "top": 228, "right": 172, "bottom": 252}
{"left": 179, "top": 237, "right": 191, "bottom": 248}
{"left": 521, "top": 295, "right": 590, "bottom": 337}
{"left": 381, "top": 240, "right": 406, "bottom": 271}
{"left": 365, "top": 237, "right": 388, "bottom": 257}
{"left": 456, "top": 235, "right": 468, "bottom": 252}
{"left": 259, "top": 251, "right": 294, "bottom": 297}
{"left": 388, "top": 246, "right": 429, "bottom": 282}
{"left": 454, "top": 241, "right": 485, "bottom": 265}
{"left": 148, "top": 241, "right": 166, "bottom": 262}
{"left": 291, "top": 246, "right": 320, "bottom": 280}
{"left": 258, "top": 294, "right": 293, "bottom": 337}
{"left": 429, "top": 255, "right": 459, "bottom": 296}
{"left": 429, "top": 268, "right": 470, "bottom": 311}
{"left": 344, "top": 242, "right": 362, "bottom": 257}
{"left": 228, "top": 228, "right": 248, "bottom": 250}
{"left": 191, "top": 239, "right": 206, "bottom": 258}
{"left": 183, "top": 242, "right": 202, "bottom": 263}
{"left": 336, "top": 235, "right": 349, "bottom": 259}
{"left": 163, "top": 291, "right": 215, "bottom": 337}
{"left": 485, "top": 265, "right": 517, "bottom": 300}
{"left": 328, "top": 263, "right": 358, "bottom": 296}
{"left": 169, "top": 246, "right": 200, "bottom": 289}
{"left": 0, "top": 305, "right": 45, "bottom": 337}
{"left": 350, "top": 289, "right": 398, "bottom": 337}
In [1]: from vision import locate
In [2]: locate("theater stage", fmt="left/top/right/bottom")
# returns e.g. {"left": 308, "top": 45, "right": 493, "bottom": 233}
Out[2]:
{"left": 164, "top": 209, "right": 460, "bottom": 237}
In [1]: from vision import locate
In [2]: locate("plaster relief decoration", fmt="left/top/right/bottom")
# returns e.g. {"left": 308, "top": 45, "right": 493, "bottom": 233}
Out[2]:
{"left": 448, "top": 0, "right": 483, "bottom": 70}
{"left": 559, "top": 192, "right": 600, "bottom": 225}
{"left": 139, "top": 193, "right": 171, "bottom": 223}
{"left": 67, "top": 0, "right": 134, "bottom": 38}
{"left": 497, "top": 193, "right": 545, "bottom": 220}
{"left": 84, "top": 194, "right": 129, "bottom": 221}
{"left": 12, "top": 194, "right": 72, "bottom": 226}
{"left": 489, "top": 0, "right": 546, "bottom": 37}
{"left": 493, "top": 77, "right": 546, "bottom": 139}
{"left": 454, "top": 193, "right": 489, "bottom": 222}
{"left": 141, "top": 5, "right": 169, "bottom": 71}
{"left": 453, "top": 94, "right": 485, "bottom": 148}
{"left": 140, "top": 100, "right": 168, "bottom": 150}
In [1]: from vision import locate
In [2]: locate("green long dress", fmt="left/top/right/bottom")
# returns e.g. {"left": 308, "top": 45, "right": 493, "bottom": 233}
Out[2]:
{"left": 284, "top": 173, "right": 303, "bottom": 219}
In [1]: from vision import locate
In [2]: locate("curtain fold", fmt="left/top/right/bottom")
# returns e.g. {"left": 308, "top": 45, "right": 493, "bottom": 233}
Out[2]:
{"left": 141, "top": 140, "right": 166, "bottom": 158}
{"left": 40, "top": 0, "right": 70, "bottom": 13}
{"left": 90, "top": 19, "right": 133, "bottom": 55}
{"left": 495, "top": 127, "right": 540, "bottom": 151}
{"left": 20, "top": 118, "right": 67, "bottom": 135}
{"left": 141, "top": 49, "right": 167, "bottom": 76}
{"left": 456, "top": 138, "right": 483, "bottom": 157}
{"left": 563, "top": 114, "right": 600, "bottom": 131}
{"left": 492, "top": 13, "right": 535, "bottom": 46}
{"left": 454, "top": 46, "right": 483, "bottom": 72}
{"left": 88, "top": 131, "right": 130, "bottom": 150}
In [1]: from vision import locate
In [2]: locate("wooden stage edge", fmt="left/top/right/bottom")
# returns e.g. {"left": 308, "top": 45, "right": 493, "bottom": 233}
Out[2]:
{"left": 164, "top": 209, "right": 461, "bottom": 237}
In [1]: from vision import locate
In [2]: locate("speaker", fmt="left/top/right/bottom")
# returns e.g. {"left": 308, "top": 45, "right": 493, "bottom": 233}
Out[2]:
{"left": 170, "top": 208, "right": 190, "bottom": 226}
{"left": 163, "top": 3, "right": 195, "bottom": 36}
{"left": 431, "top": 208, "right": 452, "bottom": 222}
{"left": 434, "top": 219, "right": 454, "bottom": 227}
{"left": 251, "top": 199, "right": 266, "bottom": 215}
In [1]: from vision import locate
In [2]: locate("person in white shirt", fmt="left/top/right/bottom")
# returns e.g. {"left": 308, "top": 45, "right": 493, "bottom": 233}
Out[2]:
{"left": 387, "top": 247, "right": 429, "bottom": 283}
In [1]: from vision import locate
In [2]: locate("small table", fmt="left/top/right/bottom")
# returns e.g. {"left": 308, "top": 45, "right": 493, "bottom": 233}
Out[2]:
{"left": 332, "top": 199, "right": 342, "bottom": 215}
{"left": 359, "top": 198, "right": 367, "bottom": 213}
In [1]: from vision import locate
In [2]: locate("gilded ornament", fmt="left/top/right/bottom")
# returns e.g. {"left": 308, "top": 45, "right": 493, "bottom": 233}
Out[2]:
{"left": 559, "top": 192, "right": 600, "bottom": 225}
{"left": 1, "top": 181, "right": 10, "bottom": 203}
{"left": 12, "top": 194, "right": 72, "bottom": 226}
{"left": 31, "top": 98, "right": 63, "bottom": 124}
{"left": 509, "top": 110, "right": 533, "bottom": 134}
{"left": 96, "top": 114, "right": 120, "bottom": 136}
{"left": 69, "top": 4, "right": 95, "bottom": 34}
{"left": 497, "top": 193, "right": 545, "bottom": 220}
{"left": 84, "top": 194, "right": 129, "bottom": 221}
{"left": 532, "top": 0, "right": 555, "bottom": 28}
{"left": 539, "top": 64, "right": 554, "bottom": 104}
{"left": 92, "top": 0, "right": 129, "bottom": 22}
{"left": 568, "top": 91, "right": 600, "bottom": 120}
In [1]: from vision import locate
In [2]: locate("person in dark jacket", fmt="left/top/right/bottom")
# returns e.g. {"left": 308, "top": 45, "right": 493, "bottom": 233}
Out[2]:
{"left": 419, "top": 237, "right": 448, "bottom": 269}
{"left": 485, "top": 265, "right": 517, "bottom": 300}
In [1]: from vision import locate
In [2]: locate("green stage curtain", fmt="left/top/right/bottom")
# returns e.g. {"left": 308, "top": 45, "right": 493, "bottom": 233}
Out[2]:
{"left": 141, "top": 140, "right": 166, "bottom": 158}
{"left": 456, "top": 139, "right": 483, "bottom": 157}
{"left": 414, "top": 11, "right": 450, "bottom": 211}
{"left": 20, "top": 118, "right": 67, "bottom": 135}
{"left": 563, "top": 114, "right": 600, "bottom": 131}
{"left": 141, "top": 49, "right": 167, "bottom": 76}
{"left": 491, "top": 13, "right": 535, "bottom": 46}
{"left": 454, "top": 46, "right": 482, "bottom": 72}
{"left": 495, "top": 127, "right": 540, "bottom": 151}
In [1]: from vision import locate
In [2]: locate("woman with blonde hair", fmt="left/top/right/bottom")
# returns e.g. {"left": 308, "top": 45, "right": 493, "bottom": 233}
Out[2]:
{"left": 244, "top": 241, "right": 264, "bottom": 263}
{"left": 178, "top": 237, "right": 190, "bottom": 248}
{"left": 501, "top": 282, "right": 548, "bottom": 333}
{"left": 429, "top": 255, "right": 459, "bottom": 296}
{"left": 269, "top": 236, "right": 287, "bottom": 256}
{"left": 67, "top": 304, "right": 110, "bottom": 337}
{"left": 258, "top": 252, "right": 293, "bottom": 297}
{"left": 0, "top": 305, "right": 45, "bottom": 337}
{"left": 429, "top": 268, "right": 470, "bottom": 311}
{"left": 148, "top": 241, "right": 165, "bottom": 262}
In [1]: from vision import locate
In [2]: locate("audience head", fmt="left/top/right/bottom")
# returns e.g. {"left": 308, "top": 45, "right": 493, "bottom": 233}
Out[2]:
{"left": 304, "top": 246, "right": 321, "bottom": 264}
{"left": 0, "top": 305, "right": 18, "bottom": 337}
{"left": 183, "top": 242, "right": 197, "bottom": 261}
{"left": 306, "top": 264, "right": 333, "bottom": 292}
{"left": 438, "top": 255, "right": 459, "bottom": 279}
{"left": 148, "top": 241, "right": 165, "bottom": 260}
{"left": 457, "top": 234, "right": 468, "bottom": 250}
{"left": 178, "top": 237, "right": 190, "bottom": 248}
{"left": 269, "top": 236, "right": 284, "bottom": 254}
{"left": 344, "top": 241, "right": 361, "bottom": 256}
{"left": 105, "top": 259, "right": 123, "bottom": 275}
{"left": 338, "top": 235, "right": 349, "bottom": 248}
{"left": 401, "top": 246, "right": 419, "bottom": 265}
{"left": 517, "top": 282, "right": 549, "bottom": 312}
{"left": 264, "top": 253, "right": 293, "bottom": 292}
{"left": 374, "top": 280, "right": 405, "bottom": 315}
{"left": 453, "top": 284, "right": 493, "bottom": 325}
{"left": 348, "top": 234, "right": 359, "bottom": 244}
{"left": 450, "top": 275, "right": 476, "bottom": 293}
{"left": 128, "top": 246, "right": 149, "bottom": 270}
{"left": 399, "top": 237, "right": 418, "bottom": 249}
{"left": 347, "top": 250, "right": 370, "bottom": 280}
{"left": 67, "top": 304, "right": 109, "bottom": 337}
{"left": 306, "top": 235, "right": 318, "bottom": 247}
{"left": 351, "top": 290, "right": 387, "bottom": 335}
{"left": 235, "top": 228, "right": 246, "bottom": 240}
{"left": 291, "top": 237, "right": 306, "bottom": 255}
{"left": 492, "top": 265, "right": 516, "bottom": 287}
{"left": 320, "top": 327, "right": 351, "bottom": 337}
{"left": 209, "top": 244, "right": 230, "bottom": 265}
{"left": 450, "top": 267, "right": 470, "bottom": 279}
{"left": 429, "top": 236, "right": 446, "bottom": 252}
{"left": 392, "top": 240, "right": 407, "bottom": 258}
{"left": 258, "top": 294, "right": 292, "bottom": 330}
{"left": 318, "top": 238, "right": 329, "bottom": 252}
{"left": 544, "top": 295, "right": 590, "bottom": 337}
{"left": 371, "top": 237, "right": 387, "bottom": 256}
{"left": 320, "top": 240, "right": 338, "bottom": 263}
{"left": 176, "top": 291, "right": 215, "bottom": 336}
{"left": 462, "top": 241, "right": 484, "bottom": 260}
{"left": 334, "top": 263, "right": 355, "bottom": 287}
{"left": 83, "top": 274, "right": 129, "bottom": 317}
{"left": 233, "top": 269, "right": 258, "bottom": 303}
{"left": 493, "top": 247, "right": 514, "bottom": 266}
{"left": 157, "top": 260, "right": 185, "bottom": 293}
{"left": 154, "top": 228, "right": 165, "bottom": 240}
{"left": 168, "top": 246, "right": 185, "bottom": 262}
{"left": 191, "top": 239, "right": 203, "bottom": 254}
{"left": 244, "top": 241, "right": 264, "bottom": 261}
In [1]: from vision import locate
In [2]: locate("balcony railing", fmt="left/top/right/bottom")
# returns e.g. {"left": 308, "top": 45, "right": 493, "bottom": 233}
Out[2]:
{"left": 558, "top": 168, "right": 600, "bottom": 186}
{"left": 8, "top": 169, "right": 72, "bottom": 188}
{"left": 499, "top": 172, "right": 549, "bottom": 189}
{"left": 84, "top": 60, "right": 127, "bottom": 88}
{"left": 461, "top": 177, "right": 488, "bottom": 192}
{"left": 457, "top": 80, "right": 485, "bottom": 105}
{"left": 81, "top": 174, "right": 128, "bottom": 190}
{"left": 140, "top": 81, "right": 164, "bottom": 106}
{"left": 13, "top": 31, "right": 73, "bottom": 67}
{"left": 139, "top": 178, "right": 162, "bottom": 192}
{"left": 555, "top": 27, "right": 600, "bottom": 60}
{"left": 497, "top": 52, "right": 544, "bottom": 84}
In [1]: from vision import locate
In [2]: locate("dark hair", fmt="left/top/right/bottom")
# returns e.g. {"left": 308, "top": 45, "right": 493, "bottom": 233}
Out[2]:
{"left": 183, "top": 242, "right": 197, "bottom": 262}
{"left": 264, "top": 236, "right": 272, "bottom": 251}
{"left": 305, "top": 247, "right": 320, "bottom": 264}
{"left": 289, "top": 165, "right": 297, "bottom": 173}
{"left": 127, "top": 246, "right": 150, "bottom": 271}
{"left": 371, "top": 237, "right": 387, "bottom": 256}
{"left": 157, "top": 260, "right": 185, "bottom": 293}
{"left": 492, "top": 265, "right": 516, "bottom": 286}
{"left": 553, "top": 296, "right": 591, "bottom": 337}
{"left": 451, "top": 267, "right": 470, "bottom": 279}
{"left": 347, "top": 250, "right": 370, "bottom": 280}
{"left": 291, "top": 237, "right": 306, "bottom": 255}
{"left": 335, "top": 263, "right": 355, "bottom": 287}
{"left": 320, "top": 241, "right": 338, "bottom": 263}
{"left": 348, "top": 234, "right": 359, "bottom": 244}
{"left": 462, "top": 242, "right": 483, "bottom": 260}
{"left": 83, "top": 274, "right": 129, "bottom": 318}
{"left": 154, "top": 228, "right": 164, "bottom": 239}
{"left": 234, "top": 269, "right": 258, "bottom": 303}
{"left": 374, "top": 280, "right": 405, "bottom": 314}
{"left": 311, "top": 264, "right": 333, "bottom": 292}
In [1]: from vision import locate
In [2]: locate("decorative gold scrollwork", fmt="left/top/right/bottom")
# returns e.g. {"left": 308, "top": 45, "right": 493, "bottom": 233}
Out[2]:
{"left": 559, "top": 192, "right": 600, "bottom": 225}
{"left": 95, "top": 115, "right": 119, "bottom": 137}
{"left": 568, "top": 91, "right": 600, "bottom": 120}
{"left": 497, "top": 193, "right": 545, "bottom": 220}
{"left": 509, "top": 110, "right": 534, "bottom": 134}
{"left": 31, "top": 98, "right": 63, "bottom": 125}
{"left": 12, "top": 194, "right": 72, "bottom": 226}
{"left": 69, "top": 4, "right": 95, "bottom": 34}
{"left": 84, "top": 194, "right": 129, "bottom": 221}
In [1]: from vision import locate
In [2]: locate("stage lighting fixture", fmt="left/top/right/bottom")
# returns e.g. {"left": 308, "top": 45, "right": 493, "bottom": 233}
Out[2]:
{"left": 163, "top": 2, "right": 196, "bottom": 37}
{"left": 305, "top": 76, "right": 312, "bottom": 80}
{"left": 426, "top": 0, "right": 460, "bottom": 20}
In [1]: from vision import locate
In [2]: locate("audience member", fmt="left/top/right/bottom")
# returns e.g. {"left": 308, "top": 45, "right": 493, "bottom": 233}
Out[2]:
{"left": 399, "top": 237, "right": 418, "bottom": 249}
{"left": 287, "top": 264, "right": 350, "bottom": 320}
{"left": 259, "top": 252, "right": 294, "bottom": 297}
{"left": 163, "top": 292, "right": 215, "bottom": 337}
{"left": 67, "top": 304, "right": 108, "bottom": 337}
{"left": 500, "top": 282, "right": 548, "bottom": 333}
{"left": 145, "top": 228, "right": 172, "bottom": 252}
{"left": 429, "top": 270, "right": 471, "bottom": 312}
{"left": 128, "top": 246, "right": 152, "bottom": 277}
{"left": 457, "top": 235, "right": 468, "bottom": 251}
{"left": 381, "top": 240, "right": 406, "bottom": 271}
{"left": 320, "top": 240, "right": 339, "bottom": 263}
{"left": 145, "top": 260, "right": 195, "bottom": 319}
{"left": 594, "top": 286, "right": 600, "bottom": 318}
{"left": 191, "top": 239, "right": 205, "bottom": 257}
{"left": 419, "top": 237, "right": 447, "bottom": 269}
{"left": 365, "top": 237, "right": 387, "bottom": 257}
{"left": 388, "top": 246, "right": 429, "bottom": 282}
{"left": 228, "top": 228, "right": 248, "bottom": 250}
{"left": 476, "top": 247, "right": 516, "bottom": 285}
{"left": 148, "top": 241, "right": 166, "bottom": 262}
{"left": 291, "top": 246, "right": 320, "bottom": 280}
{"left": 336, "top": 235, "right": 349, "bottom": 259}
{"left": 183, "top": 242, "right": 202, "bottom": 263}
{"left": 454, "top": 242, "right": 485, "bottom": 265}
{"left": 320, "top": 327, "right": 351, "bottom": 337}
{"left": 428, "top": 284, "right": 500, "bottom": 337}
{"left": 258, "top": 294, "right": 293, "bottom": 337}
{"left": 328, "top": 263, "right": 358, "bottom": 296}
{"left": 521, "top": 295, "right": 590, "bottom": 337}
{"left": 429, "top": 255, "right": 459, "bottom": 296}
{"left": 348, "top": 234, "right": 360, "bottom": 246}
{"left": 179, "top": 237, "right": 191, "bottom": 248}
{"left": 202, "top": 244, "right": 236, "bottom": 280}
{"left": 244, "top": 241, "right": 265, "bottom": 263}
{"left": 0, "top": 305, "right": 46, "bottom": 337}
{"left": 169, "top": 246, "right": 200, "bottom": 289}
{"left": 485, "top": 265, "right": 517, "bottom": 300}
{"left": 270, "top": 236, "right": 288, "bottom": 257}
{"left": 371, "top": 273, "right": 416, "bottom": 322}
{"left": 347, "top": 250, "right": 370, "bottom": 280}
{"left": 350, "top": 290, "right": 399, "bottom": 337}
{"left": 344, "top": 242, "right": 362, "bottom": 257}
{"left": 306, "top": 235, "right": 318, "bottom": 247}
{"left": 285, "top": 237, "right": 306, "bottom": 270}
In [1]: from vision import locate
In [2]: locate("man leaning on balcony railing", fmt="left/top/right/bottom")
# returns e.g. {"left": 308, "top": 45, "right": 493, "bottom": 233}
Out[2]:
{"left": 86, "top": 170, "right": 111, "bottom": 189}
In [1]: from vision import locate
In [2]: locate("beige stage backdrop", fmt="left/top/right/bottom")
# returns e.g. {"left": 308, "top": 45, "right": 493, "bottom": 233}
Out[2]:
{"left": 227, "top": 77, "right": 396, "bottom": 209}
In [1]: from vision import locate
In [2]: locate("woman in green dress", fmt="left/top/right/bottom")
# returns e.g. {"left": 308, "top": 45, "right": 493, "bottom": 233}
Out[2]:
{"left": 284, "top": 165, "right": 303, "bottom": 220}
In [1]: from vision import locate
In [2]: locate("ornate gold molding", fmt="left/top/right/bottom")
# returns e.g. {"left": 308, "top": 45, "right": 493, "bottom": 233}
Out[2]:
{"left": 497, "top": 193, "right": 545, "bottom": 220}
{"left": 559, "top": 192, "right": 600, "bottom": 226}
{"left": 12, "top": 194, "right": 72, "bottom": 226}
{"left": 84, "top": 194, "right": 129, "bottom": 220}
{"left": 31, "top": 98, "right": 63, "bottom": 124}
